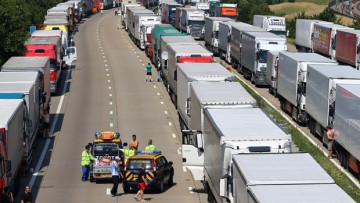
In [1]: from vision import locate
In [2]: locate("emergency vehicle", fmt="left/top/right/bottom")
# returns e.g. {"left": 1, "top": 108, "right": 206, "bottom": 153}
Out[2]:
{"left": 89, "top": 131, "right": 126, "bottom": 183}
{"left": 123, "top": 151, "right": 174, "bottom": 193}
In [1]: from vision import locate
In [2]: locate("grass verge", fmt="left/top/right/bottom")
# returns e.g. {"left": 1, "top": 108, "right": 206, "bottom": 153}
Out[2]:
{"left": 231, "top": 76, "right": 360, "bottom": 202}
{"left": 295, "top": 0, "right": 330, "bottom": 5}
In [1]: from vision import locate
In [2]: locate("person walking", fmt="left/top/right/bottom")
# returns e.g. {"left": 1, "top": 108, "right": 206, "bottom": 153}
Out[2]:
{"left": 145, "top": 63, "right": 153, "bottom": 82}
{"left": 326, "top": 126, "right": 335, "bottom": 159}
{"left": 110, "top": 156, "right": 123, "bottom": 197}
{"left": 145, "top": 139, "right": 156, "bottom": 151}
{"left": 81, "top": 145, "right": 94, "bottom": 181}
{"left": 2, "top": 186, "right": 13, "bottom": 203}
{"left": 129, "top": 134, "right": 139, "bottom": 151}
{"left": 20, "top": 185, "right": 32, "bottom": 203}
{"left": 157, "top": 61, "right": 161, "bottom": 82}
{"left": 134, "top": 163, "right": 147, "bottom": 201}
{"left": 41, "top": 109, "right": 50, "bottom": 139}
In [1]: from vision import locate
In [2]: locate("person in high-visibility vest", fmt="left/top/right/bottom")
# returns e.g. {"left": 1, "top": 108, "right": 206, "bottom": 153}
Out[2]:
{"left": 120, "top": 146, "right": 135, "bottom": 164}
{"left": 145, "top": 139, "right": 156, "bottom": 151}
{"left": 81, "top": 145, "right": 94, "bottom": 181}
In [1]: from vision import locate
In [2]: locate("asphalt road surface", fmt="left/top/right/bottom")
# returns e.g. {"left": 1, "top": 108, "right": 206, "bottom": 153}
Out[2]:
{"left": 17, "top": 9, "right": 207, "bottom": 203}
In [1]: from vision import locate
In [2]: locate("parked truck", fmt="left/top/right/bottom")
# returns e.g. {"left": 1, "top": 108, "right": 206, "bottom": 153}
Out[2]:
{"left": 181, "top": 81, "right": 256, "bottom": 181}
{"left": 196, "top": 2, "right": 209, "bottom": 16}
{"left": 0, "top": 99, "right": 29, "bottom": 198}
{"left": 134, "top": 15, "right": 160, "bottom": 50}
{"left": 253, "top": 15, "right": 286, "bottom": 38}
{"left": 334, "top": 84, "right": 360, "bottom": 179}
{"left": 229, "top": 24, "right": 265, "bottom": 73}
{"left": 125, "top": 6, "right": 146, "bottom": 30}
{"left": 218, "top": 21, "right": 249, "bottom": 64}
{"left": 162, "top": 2, "right": 182, "bottom": 25}
{"left": 202, "top": 108, "right": 292, "bottom": 203}
{"left": 1, "top": 57, "right": 51, "bottom": 112}
{"left": 121, "top": 3, "right": 141, "bottom": 26}
{"left": 204, "top": 17, "right": 234, "bottom": 54}
{"left": 180, "top": 8, "right": 205, "bottom": 39}
{"left": 0, "top": 73, "right": 42, "bottom": 174}
{"left": 31, "top": 30, "right": 68, "bottom": 58}
{"left": 167, "top": 44, "right": 213, "bottom": 104}
{"left": 127, "top": 9, "right": 155, "bottom": 43}
{"left": 295, "top": 19, "right": 332, "bottom": 53}
{"left": 335, "top": 29, "right": 360, "bottom": 70}
{"left": 306, "top": 65, "right": 360, "bottom": 143}
{"left": 208, "top": 0, "right": 220, "bottom": 17}
{"left": 159, "top": 35, "right": 197, "bottom": 81}
{"left": 312, "top": 23, "right": 353, "bottom": 59}
{"left": 175, "top": 7, "right": 182, "bottom": 30}
{"left": 43, "top": 18, "right": 69, "bottom": 39}
{"left": 47, "top": 6, "right": 73, "bottom": 32}
{"left": 24, "top": 37, "right": 63, "bottom": 94}
{"left": 240, "top": 31, "right": 287, "bottom": 85}
{"left": 231, "top": 153, "right": 342, "bottom": 203}
{"left": 150, "top": 24, "right": 176, "bottom": 64}
{"left": 277, "top": 53, "right": 337, "bottom": 124}
{"left": 214, "top": 4, "right": 237, "bottom": 20}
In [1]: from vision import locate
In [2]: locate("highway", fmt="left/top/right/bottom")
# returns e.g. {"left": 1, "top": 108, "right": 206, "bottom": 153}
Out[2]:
{"left": 17, "top": 9, "right": 207, "bottom": 202}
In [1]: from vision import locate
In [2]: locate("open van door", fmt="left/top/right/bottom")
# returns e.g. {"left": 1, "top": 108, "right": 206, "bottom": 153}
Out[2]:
{"left": 64, "top": 46, "right": 77, "bottom": 68}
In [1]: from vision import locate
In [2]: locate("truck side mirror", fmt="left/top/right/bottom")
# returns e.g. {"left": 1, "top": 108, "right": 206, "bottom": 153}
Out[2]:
{"left": 196, "top": 133, "right": 203, "bottom": 149}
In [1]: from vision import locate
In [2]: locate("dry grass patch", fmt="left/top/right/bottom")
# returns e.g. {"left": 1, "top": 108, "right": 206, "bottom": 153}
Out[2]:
{"left": 269, "top": 2, "right": 326, "bottom": 18}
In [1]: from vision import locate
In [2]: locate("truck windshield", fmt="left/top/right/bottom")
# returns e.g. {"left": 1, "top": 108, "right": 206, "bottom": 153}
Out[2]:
{"left": 188, "top": 20, "right": 205, "bottom": 26}
{"left": 127, "top": 159, "right": 152, "bottom": 170}
{"left": 270, "top": 30, "right": 286, "bottom": 38}
{"left": 93, "top": 144, "right": 119, "bottom": 156}
{"left": 258, "top": 51, "right": 268, "bottom": 63}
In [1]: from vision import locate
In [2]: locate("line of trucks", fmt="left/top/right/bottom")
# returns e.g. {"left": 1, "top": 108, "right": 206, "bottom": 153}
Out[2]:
{"left": 122, "top": 3, "right": 356, "bottom": 202}
{"left": 0, "top": 0, "right": 93, "bottom": 199}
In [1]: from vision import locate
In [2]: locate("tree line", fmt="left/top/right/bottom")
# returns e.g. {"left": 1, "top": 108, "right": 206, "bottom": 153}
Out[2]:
{"left": 0, "top": 0, "right": 65, "bottom": 66}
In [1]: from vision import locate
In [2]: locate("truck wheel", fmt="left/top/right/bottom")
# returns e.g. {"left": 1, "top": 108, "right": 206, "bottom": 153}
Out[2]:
{"left": 157, "top": 179, "right": 164, "bottom": 193}
{"left": 168, "top": 175, "right": 173, "bottom": 187}
{"left": 123, "top": 183, "right": 130, "bottom": 193}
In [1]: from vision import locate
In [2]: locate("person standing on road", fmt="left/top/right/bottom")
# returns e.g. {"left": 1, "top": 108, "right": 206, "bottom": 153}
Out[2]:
{"left": 81, "top": 145, "right": 94, "bottom": 181}
{"left": 327, "top": 126, "right": 335, "bottom": 159}
{"left": 157, "top": 61, "right": 161, "bottom": 82}
{"left": 134, "top": 163, "right": 147, "bottom": 201}
{"left": 110, "top": 156, "right": 123, "bottom": 197}
{"left": 129, "top": 134, "right": 139, "bottom": 151}
{"left": 2, "top": 186, "right": 13, "bottom": 203}
{"left": 41, "top": 109, "right": 50, "bottom": 139}
{"left": 121, "top": 145, "right": 135, "bottom": 165}
{"left": 145, "top": 63, "right": 153, "bottom": 82}
{"left": 20, "top": 185, "right": 32, "bottom": 203}
{"left": 145, "top": 139, "right": 156, "bottom": 151}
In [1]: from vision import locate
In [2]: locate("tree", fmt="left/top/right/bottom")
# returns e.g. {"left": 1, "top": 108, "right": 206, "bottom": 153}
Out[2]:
{"left": 249, "top": 3, "right": 275, "bottom": 24}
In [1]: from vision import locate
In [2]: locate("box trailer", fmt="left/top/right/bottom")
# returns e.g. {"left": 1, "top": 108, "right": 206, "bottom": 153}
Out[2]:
{"left": 277, "top": 52, "right": 337, "bottom": 124}
{"left": 229, "top": 24, "right": 265, "bottom": 73}
{"left": 335, "top": 29, "right": 360, "bottom": 69}
{"left": 253, "top": 15, "right": 286, "bottom": 38}
{"left": 1, "top": 57, "right": 51, "bottom": 112}
{"left": 306, "top": 65, "right": 360, "bottom": 141}
{"left": 181, "top": 82, "right": 256, "bottom": 181}
{"left": 121, "top": 3, "right": 141, "bottom": 25}
{"left": 128, "top": 9, "right": 154, "bottom": 39}
{"left": 214, "top": 4, "right": 237, "bottom": 20}
{"left": 125, "top": 6, "right": 146, "bottom": 30}
{"left": 295, "top": 19, "right": 333, "bottom": 53}
{"left": 203, "top": 108, "right": 291, "bottom": 203}
{"left": 135, "top": 15, "right": 160, "bottom": 50}
{"left": 240, "top": 31, "right": 287, "bottom": 85}
{"left": 167, "top": 44, "right": 213, "bottom": 105}
{"left": 204, "top": 17, "right": 234, "bottom": 55}
{"left": 150, "top": 24, "right": 176, "bottom": 64}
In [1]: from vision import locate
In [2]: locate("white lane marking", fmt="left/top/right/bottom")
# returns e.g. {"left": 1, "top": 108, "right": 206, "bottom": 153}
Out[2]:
{"left": 110, "top": 111, "right": 113, "bottom": 115}
{"left": 168, "top": 122, "right": 172, "bottom": 126}
{"left": 107, "top": 74, "right": 110, "bottom": 77}
{"left": 109, "top": 94, "right": 112, "bottom": 97}
{"left": 157, "top": 92, "right": 160, "bottom": 96}
{"left": 108, "top": 80, "right": 111, "bottom": 83}
{"left": 102, "top": 52, "right": 104, "bottom": 55}
{"left": 106, "top": 69, "right": 109, "bottom": 71}
{"left": 142, "top": 64, "right": 145, "bottom": 66}
{"left": 164, "top": 111, "right": 168, "bottom": 115}
{"left": 139, "top": 59, "right": 142, "bottom": 62}
{"left": 160, "top": 101, "right": 164, "bottom": 105}
{"left": 183, "top": 167, "right": 187, "bottom": 172}
{"left": 106, "top": 188, "right": 111, "bottom": 195}
{"left": 105, "top": 64, "right": 108, "bottom": 67}
{"left": 172, "top": 134, "right": 176, "bottom": 138}
{"left": 137, "top": 55, "right": 139, "bottom": 58}
{"left": 110, "top": 102, "right": 113, "bottom": 105}
{"left": 153, "top": 85, "right": 157, "bottom": 88}
{"left": 103, "top": 56, "right": 105, "bottom": 58}
{"left": 110, "top": 123, "right": 113, "bottom": 127}
{"left": 177, "top": 149, "right": 181, "bottom": 155}
{"left": 29, "top": 69, "right": 71, "bottom": 188}
{"left": 104, "top": 60, "right": 107, "bottom": 62}
{"left": 188, "top": 187, "right": 194, "bottom": 194}
{"left": 108, "top": 86, "right": 111, "bottom": 90}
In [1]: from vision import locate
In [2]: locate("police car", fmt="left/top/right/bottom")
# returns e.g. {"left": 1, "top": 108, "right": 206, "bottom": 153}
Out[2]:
{"left": 123, "top": 151, "right": 174, "bottom": 193}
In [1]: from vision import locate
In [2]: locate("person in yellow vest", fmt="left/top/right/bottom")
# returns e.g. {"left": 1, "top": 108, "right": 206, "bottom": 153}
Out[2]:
{"left": 145, "top": 139, "right": 156, "bottom": 151}
{"left": 81, "top": 145, "right": 94, "bottom": 181}
{"left": 120, "top": 146, "right": 135, "bottom": 165}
